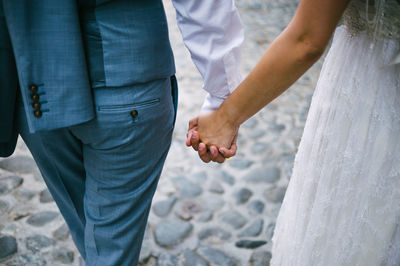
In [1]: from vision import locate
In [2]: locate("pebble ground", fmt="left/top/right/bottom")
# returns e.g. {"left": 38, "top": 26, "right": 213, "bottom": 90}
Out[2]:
{"left": 0, "top": 0, "right": 326, "bottom": 265}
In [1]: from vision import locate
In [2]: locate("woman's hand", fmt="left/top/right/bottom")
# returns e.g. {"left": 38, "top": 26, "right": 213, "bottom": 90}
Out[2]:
{"left": 186, "top": 109, "right": 239, "bottom": 163}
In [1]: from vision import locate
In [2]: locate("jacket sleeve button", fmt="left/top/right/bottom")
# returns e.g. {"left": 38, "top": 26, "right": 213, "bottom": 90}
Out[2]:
{"left": 32, "top": 102, "right": 41, "bottom": 109}
{"left": 130, "top": 110, "right": 138, "bottom": 118}
{"left": 31, "top": 93, "right": 40, "bottom": 101}
{"left": 29, "top": 84, "right": 38, "bottom": 92}
{"left": 34, "top": 110, "right": 42, "bottom": 118}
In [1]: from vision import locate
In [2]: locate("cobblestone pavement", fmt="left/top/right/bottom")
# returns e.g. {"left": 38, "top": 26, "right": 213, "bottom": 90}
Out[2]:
{"left": 0, "top": 0, "right": 326, "bottom": 265}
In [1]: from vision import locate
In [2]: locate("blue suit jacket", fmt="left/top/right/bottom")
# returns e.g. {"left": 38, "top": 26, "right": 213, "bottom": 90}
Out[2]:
{"left": 0, "top": 0, "right": 175, "bottom": 157}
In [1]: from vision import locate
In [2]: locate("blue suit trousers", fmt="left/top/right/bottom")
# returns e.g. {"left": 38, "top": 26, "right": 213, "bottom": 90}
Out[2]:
{"left": 18, "top": 77, "right": 178, "bottom": 266}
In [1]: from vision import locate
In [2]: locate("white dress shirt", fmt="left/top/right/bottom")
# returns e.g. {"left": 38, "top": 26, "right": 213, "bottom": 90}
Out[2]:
{"left": 171, "top": 0, "right": 244, "bottom": 112}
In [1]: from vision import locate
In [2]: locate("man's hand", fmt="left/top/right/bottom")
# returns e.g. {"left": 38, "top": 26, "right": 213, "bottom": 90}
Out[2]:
{"left": 186, "top": 111, "right": 238, "bottom": 163}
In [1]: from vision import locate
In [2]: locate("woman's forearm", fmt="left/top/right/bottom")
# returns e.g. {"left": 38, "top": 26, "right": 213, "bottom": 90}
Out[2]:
{"left": 219, "top": 30, "right": 324, "bottom": 127}
{"left": 217, "top": 0, "right": 350, "bottom": 127}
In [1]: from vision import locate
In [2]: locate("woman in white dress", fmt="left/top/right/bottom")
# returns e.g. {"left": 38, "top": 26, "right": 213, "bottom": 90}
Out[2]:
{"left": 187, "top": 0, "right": 400, "bottom": 265}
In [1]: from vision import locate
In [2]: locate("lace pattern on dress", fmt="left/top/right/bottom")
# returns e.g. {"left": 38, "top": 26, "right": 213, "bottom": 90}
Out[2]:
{"left": 343, "top": 0, "right": 400, "bottom": 40}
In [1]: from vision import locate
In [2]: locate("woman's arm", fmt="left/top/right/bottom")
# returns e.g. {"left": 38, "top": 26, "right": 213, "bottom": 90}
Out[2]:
{"left": 192, "top": 0, "right": 351, "bottom": 152}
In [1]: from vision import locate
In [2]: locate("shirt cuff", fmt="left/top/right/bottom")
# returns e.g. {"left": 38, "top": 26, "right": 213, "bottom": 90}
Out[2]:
{"left": 200, "top": 93, "right": 226, "bottom": 113}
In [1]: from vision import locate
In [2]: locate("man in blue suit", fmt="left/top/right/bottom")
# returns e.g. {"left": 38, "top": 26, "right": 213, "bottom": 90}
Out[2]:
{"left": 0, "top": 0, "right": 243, "bottom": 264}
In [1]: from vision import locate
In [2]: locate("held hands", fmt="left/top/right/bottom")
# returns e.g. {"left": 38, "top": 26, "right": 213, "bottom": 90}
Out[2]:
{"left": 186, "top": 109, "right": 239, "bottom": 163}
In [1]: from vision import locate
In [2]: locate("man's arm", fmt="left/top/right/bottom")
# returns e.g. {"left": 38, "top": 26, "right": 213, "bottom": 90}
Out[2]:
{"left": 171, "top": 0, "right": 244, "bottom": 112}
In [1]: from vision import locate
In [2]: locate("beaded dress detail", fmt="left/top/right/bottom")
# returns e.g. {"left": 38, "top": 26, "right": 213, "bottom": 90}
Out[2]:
{"left": 271, "top": 1, "right": 400, "bottom": 265}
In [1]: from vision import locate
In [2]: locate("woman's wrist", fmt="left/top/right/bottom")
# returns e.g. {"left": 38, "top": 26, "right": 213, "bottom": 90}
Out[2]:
{"left": 217, "top": 100, "right": 242, "bottom": 129}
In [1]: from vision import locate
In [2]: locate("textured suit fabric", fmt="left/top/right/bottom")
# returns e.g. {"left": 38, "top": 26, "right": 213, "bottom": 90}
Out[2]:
{"left": 19, "top": 78, "right": 177, "bottom": 265}
{"left": 0, "top": 0, "right": 175, "bottom": 156}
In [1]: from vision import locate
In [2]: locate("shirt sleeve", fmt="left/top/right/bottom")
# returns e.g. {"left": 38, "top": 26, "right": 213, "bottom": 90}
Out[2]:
{"left": 171, "top": 0, "right": 244, "bottom": 112}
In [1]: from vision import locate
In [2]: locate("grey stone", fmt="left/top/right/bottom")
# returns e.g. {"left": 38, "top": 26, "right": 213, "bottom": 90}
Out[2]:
{"left": 201, "top": 195, "right": 225, "bottom": 211}
{"left": 181, "top": 249, "right": 208, "bottom": 266}
{"left": 235, "top": 240, "right": 267, "bottom": 249}
{"left": 13, "top": 189, "right": 36, "bottom": 202}
{"left": 248, "top": 129, "right": 265, "bottom": 139}
{"left": 153, "top": 198, "right": 177, "bottom": 217}
{"left": 9, "top": 205, "right": 34, "bottom": 221}
{"left": 220, "top": 210, "right": 247, "bottom": 229}
{"left": 139, "top": 226, "right": 153, "bottom": 263}
{"left": 39, "top": 189, "right": 54, "bottom": 203}
{"left": 217, "top": 171, "right": 235, "bottom": 186}
{"left": 264, "top": 186, "right": 286, "bottom": 203}
{"left": 242, "top": 118, "right": 258, "bottom": 129}
{"left": 0, "top": 235, "right": 17, "bottom": 261}
{"left": 229, "top": 158, "right": 253, "bottom": 170}
{"left": 197, "top": 247, "right": 239, "bottom": 266}
{"left": 0, "top": 200, "right": 9, "bottom": 214}
{"left": 269, "top": 123, "right": 286, "bottom": 132}
{"left": 172, "top": 177, "right": 203, "bottom": 198}
{"left": 154, "top": 220, "right": 193, "bottom": 247}
{"left": 250, "top": 250, "right": 272, "bottom": 266}
{"left": 244, "top": 167, "right": 280, "bottom": 183}
{"left": 197, "top": 210, "right": 213, "bottom": 222}
{"left": 198, "top": 227, "right": 231, "bottom": 242}
{"left": 6, "top": 254, "right": 46, "bottom": 266}
{"left": 0, "top": 156, "right": 37, "bottom": 173}
{"left": 157, "top": 252, "right": 178, "bottom": 266}
{"left": 251, "top": 142, "right": 271, "bottom": 154}
{"left": 208, "top": 181, "right": 224, "bottom": 194}
{"left": 234, "top": 188, "right": 253, "bottom": 204}
{"left": 157, "top": 253, "right": 179, "bottom": 266}
{"left": 175, "top": 208, "right": 193, "bottom": 221}
{"left": 238, "top": 218, "right": 264, "bottom": 237}
{"left": 0, "top": 175, "right": 23, "bottom": 195}
{"left": 192, "top": 171, "right": 207, "bottom": 183}
{"left": 52, "top": 249, "right": 74, "bottom": 264}
{"left": 247, "top": 200, "right": 265, "bottom": 215}
{"left": 266, "top": 223, "right": 276, "bottom": 240}
{"left": 26, "top": 211, "right": 59, "bottom": 227}
{"left": 53, "top": 224, "right": 70, "bottom": 241}
{"left": 26, "top": 235, "right": 55, "bottom": 252}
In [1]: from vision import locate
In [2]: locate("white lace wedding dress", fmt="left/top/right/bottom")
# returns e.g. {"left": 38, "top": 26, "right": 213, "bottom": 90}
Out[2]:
{"left": 271, "top": 0, "right": 400, "bottom": 265}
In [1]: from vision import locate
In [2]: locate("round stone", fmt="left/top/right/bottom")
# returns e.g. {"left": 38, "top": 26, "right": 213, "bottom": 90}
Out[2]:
{"left": 0, "top": 156, "right": 37, "bottom": 173}
{"left": 0, "top": 175, "right": 23, "bottom": 195}
{"left": 217, "top": 171, "right": 235, "bottom": 186}
{"left": 157, "top": 252, "right": 178, "bottom": 266}
{"left": 208, "top": 181, "right": 224, "bottom": 194}
{"left": 251, "top": 142, "right": 271, "bottom": 154}
{"left": 201, "top": 195, "right": 225, "bottom": 211}
{"left": 266, "top": 223, "right": 276, "bottom": 240}
{"left": 220, "top": 210, "right": 247, "bottom": 229}
{"left": 0, "top": 235, "right": 17, "bottom": 260}
{"left": 235, "top": 240, "right": 267, "bottom": 249}
{"left": 26, "top": 235, "right": 55, "bottom": 252}
{"left": 198, "top": 227, "right": 232, "bottom": 242}
{"left": 238, "top": 218, "right": 264, "bottom": 237}
{"left": 250, "top": 250, "right": 272, "bottom": 266}
{"left": 26, "top": 211, "right": 59, "bottom": 227}
{"left": 197, "top": 210, "right": 213, "bottom": 222}
{"left": 196, "top": 247, "right": 239, "bottom": 266}
{"left": 263, "top": 186, "right": 286, "bottom": 203}
{"left": 52, "top": 224, "right": 70, "bottom": 241}
{"left": 244, "top": 167, "right": 280, "bottom": 183}
{"left": 229, "top": 158, "right": 254, "bottom": 170}
{"left": 0, "top": 200, "right": 10, "bottom": 214}
{"left": 153, "top": 198, "right": 177, "bottom": 217}
{"left": 52, "top": 249, "right": 74, "bottom": 264}
{"left": 234, "top": 188, "right": 253, "bottom": 204}
{"left": 39, "top": 189, "right": 54, "bottom": 203}
{"left": 13, "top": 189, "right": 36, "bottom": 202}
{"left": 172, "top": 177, "right": 203, "bottom": 198}
{"left": 154, "top": 220, "right": 193, "bottom": 247}
{"left": 247, "top": 200, "right": 265, "bottom": 214}
{"left": 181, "top": 249, "right": 208, "bottom": 266}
